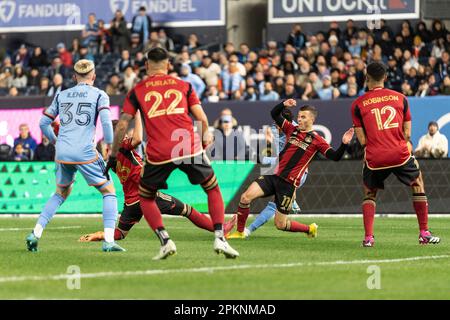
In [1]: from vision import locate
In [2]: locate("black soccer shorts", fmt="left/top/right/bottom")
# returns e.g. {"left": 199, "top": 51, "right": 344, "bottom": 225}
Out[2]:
{"left": 363, "top": 156, "right": 421, "bottom": 190}
{"left": 140, "top": 152, "right": 214, "bottom": 192}
{"left": 255, "top": 175, "right": 296, "bottom": 214}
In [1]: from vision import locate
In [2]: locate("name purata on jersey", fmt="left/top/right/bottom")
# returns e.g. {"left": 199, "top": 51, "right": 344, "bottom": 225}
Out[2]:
{"left": 362, "top": 95, "right": 399, "bottom": 107}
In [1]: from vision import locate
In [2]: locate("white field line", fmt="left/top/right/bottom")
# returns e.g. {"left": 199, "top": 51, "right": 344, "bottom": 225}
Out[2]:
{"left": 0, "top": 226, "right": 81, "bottom": 232}
{"left": 0, "top": 255, "right": 449, "bottom": 284}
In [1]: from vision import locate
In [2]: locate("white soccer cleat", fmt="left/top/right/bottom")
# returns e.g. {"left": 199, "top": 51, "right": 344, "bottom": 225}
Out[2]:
{"left": 214, "top": 238, "right": 239, "bottom": 259}
{"left": 244, "top": 228, "right": 251, "bottom": 238}
{"left": 152, "top": 239, "right": 177, "bottom": 260}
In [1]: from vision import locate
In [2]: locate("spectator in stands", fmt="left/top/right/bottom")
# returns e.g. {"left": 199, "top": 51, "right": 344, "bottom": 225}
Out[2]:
{"left": 401, "top": 81, "right": 414, "bottom": 96}
{"left": 39, "top": 77, "right": 50, "bottom": 96}
{"left": 116, "top": 49, "right": 132, "bottom": 73}
{"left": 221, "top": 61, "right": 244, "bottom": 100}
{"left": 198, "top": 55, "right": 221, "bottom": 87}
{"left": 56, "top": 43, "right": 73, "bottom": 69}
{"left": 110, "top": 10, "right": 129, "bottom": 54}
{"left": 440, "top": 75, "right": 450, "bottom": 95}
{"left": 8, "top": 86, "right": 19, "bottom": 97}
{"left": 105, "top": 73, "right": 123, "bottom": 95}
{"left": 186, "top": 34, "right": 201, "bottom": 52}
{"left": 281, "top": 81, "right": 299, "bottom": 99}
{"left": 129, "top": 33, "right": 144, "bottom": 58}
{"left": 287, "top": 24, "right": 306, "bottom": 51}
{"left": 133, "top": 51, "right": 146, "bottom": 76}
{"left": 13, "top": 44, "right": 30, "bottom": 68}
{"left": 144, "top": 31, "right": 162, "bottom": 51}
{"left": 204, "top": 86, "right": 220, "bottom": 103}
{"left": 123, "top": 66, "right": 138, "bottom": 92}
{"left": 210, "top": 110, "right": 249, "bottom": 161}
{"left": 237, "top": 43, "right": 250, "bottom": 63}
{"left": 386, "top": 55, "right": 403, "bottom": 92}
{"left": 158, "top": 29, "right": 175, "bottom": 52}
{"left": 28, "top": 47, "right": 48, "bottom": 69}
{"left": 13, "top": 143, "right": 30, "bottom": 161}
{"left": 131, "top": 6, "right": 152, "bottom": 45}
{"left": 82, "top": 13, "right": 100, "bottom": 52}
{"left": 431, "top": 19, "right": 447, "bottom": 41}
{"left": 437, "top": 51, "right": 450, "bottom": 81}
{"left": 0, "top": 66, "right": 13, "bottom": 89}
{"left": 14, "top": 124, "right": 37, "bottom": 159}
{"left": 244, "top": 86, "right": 257, "bottom": 101}
{"left": 97, "top": 19, "right": 111, "bottom": 54}
{"left": 415, "top": 121, "right": 448, "bottom": 158}
{"left": 74, "top": 45, "right": 95, "bottom": 63}
{"left": 180, "top": 64, "right": 206, "bottom": 98}
{"left": 12, "top": 66, "right": 27, "bottom": 88}
{"left": 34, "top": 136, "right": 55, "bottom": 161}
{"left": 47, "top": 74, "right": 64, "bottom": 97}
{"left": 318, "top": 75, "right": 339, "bottom": 100}
{"left": 70, "top": 38, "right": 80, "bottom": 57}
{"left": 259, "top": 82, "right": 279, "bottom": 101}
{"left": 28, "top": 68, "right": 41, "bottom": 88}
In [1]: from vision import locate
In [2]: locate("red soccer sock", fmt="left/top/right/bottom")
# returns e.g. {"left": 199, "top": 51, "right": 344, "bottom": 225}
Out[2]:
{"left": 187, "top": 208, "right": 214, "bottom": 232}
{"left": 236, "top": 202, "right": 250, "bottom": 232}
{"left": 285, "top": 221, "right": 310, "bottom": 233}
{"left": 362, "top": 199, "right": 376, "bottom": 237}
{"left": 139, "top": 195, "right": 164, "bottom": 231}
{"left": 205, "top": 185, "right": 225, "bottom": 226}
{"left": 413, "top": 193, "right": 428, "bottom": 231}
{"left": 114, "top": 228, "right": 125, "bottom": 240}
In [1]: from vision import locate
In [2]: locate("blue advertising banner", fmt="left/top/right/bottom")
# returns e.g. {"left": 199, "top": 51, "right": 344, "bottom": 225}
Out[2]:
{"left": 0, "top": 0, "right": 225, "bottom": 32}
{"left": 269, "top": 0, "right": 420, "bottom": 24}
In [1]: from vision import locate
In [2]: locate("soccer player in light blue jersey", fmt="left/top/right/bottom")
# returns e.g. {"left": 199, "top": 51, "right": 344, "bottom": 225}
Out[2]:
{"left": 26, "top": 59, "right": 125, "bottom": 252}
{"left": 226, "top": 108, "right": 313, "bottom": 239}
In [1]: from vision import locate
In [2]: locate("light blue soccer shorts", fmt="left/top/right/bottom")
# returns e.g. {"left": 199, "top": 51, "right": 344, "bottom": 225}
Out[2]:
{"left": 55, "top": 158, "right": 112, "bottom": 190}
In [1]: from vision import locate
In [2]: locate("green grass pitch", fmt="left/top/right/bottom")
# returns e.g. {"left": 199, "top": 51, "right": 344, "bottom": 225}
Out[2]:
{"left": 0, "top": 216, "right": 449, "bottom": 299}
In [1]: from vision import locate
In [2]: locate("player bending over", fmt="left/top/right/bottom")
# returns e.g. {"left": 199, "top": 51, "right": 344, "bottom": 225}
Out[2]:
{"left": 227, "top": 99, "right": 354, "bottom": 239}
{"left": 26, "top": 60, "right": 124, "bottom": 252}
{"left": 106, "top": 47, "right": 238, "bottom": 260}
{"left": 351, "top": 62, "right": 440, "bottom": 247}
{"left": 226, "top": 108, "right": 309, "bottom": 239}
{"left": 80, "top": 116, "right": 234, "bottom": 242}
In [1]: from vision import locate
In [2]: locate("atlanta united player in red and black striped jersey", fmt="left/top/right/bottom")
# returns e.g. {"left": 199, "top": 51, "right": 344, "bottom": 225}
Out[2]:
{"left": 227, "top": 99, "right": 354, "bottom": 239}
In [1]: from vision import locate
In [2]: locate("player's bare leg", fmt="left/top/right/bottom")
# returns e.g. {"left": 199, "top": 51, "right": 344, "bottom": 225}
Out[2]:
{"left": 227, "top": 181, "right": 265, "bottom": 239}
{"left": 26, "top": 185, "right": 72, "bottom": 252}
{"left": 411, "top": 171, "right": 440, "bottom": 244}
{"left": 362, "top": 187, "right": 377, "bottom": 247}
{"left": 273, "top": 211, "right": 317, "bottom": 237}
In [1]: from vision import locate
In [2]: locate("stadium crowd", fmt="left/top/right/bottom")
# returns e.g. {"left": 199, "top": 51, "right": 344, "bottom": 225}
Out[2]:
{"left": 0, "top": 10, "right": 450, "bottom": 101}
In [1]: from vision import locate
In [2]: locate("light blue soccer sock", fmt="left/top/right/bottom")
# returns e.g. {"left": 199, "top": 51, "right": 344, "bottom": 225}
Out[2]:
{"left": 249, "top": 202, "right": 277, "bottom": 233}
{"left": 102, "top": 193, "right": 118, "bottom": 242}
{"left": 34, "top": 193, "right": 65, "bottom": 237}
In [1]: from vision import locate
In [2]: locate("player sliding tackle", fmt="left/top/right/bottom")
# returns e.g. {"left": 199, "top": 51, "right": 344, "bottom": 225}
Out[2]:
{"left": 105, "top": 47, "right": 239, "bottom": 260}
{"left": 80, "top": 115, "right": 235, "bottom": 242}
{"left": 26, "top": 60, "right": 124, "bottom": 252}
{"left": 351, "top": 62, "right": 440, "bottom": 247}
{"left": 227, "top": 99, "right": 354, "bottom": 239}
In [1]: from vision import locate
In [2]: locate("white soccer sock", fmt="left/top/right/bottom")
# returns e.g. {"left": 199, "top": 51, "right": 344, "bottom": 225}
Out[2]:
{"left": 104, "top": 228, "right": 115, "bottom": 243}
{"left": 33, "top": 224, "right": 44, "bottom": 238}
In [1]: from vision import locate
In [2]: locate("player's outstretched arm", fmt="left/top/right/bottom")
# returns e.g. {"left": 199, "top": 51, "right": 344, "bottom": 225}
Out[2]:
{"left": 270, "top": 99, "right": 296, "bottom": 127}
{"left": 325, "top": 127, "right": 354, "bottom": 161}
{"left": 131, "top": 110, "right": 143, "bottom": 148}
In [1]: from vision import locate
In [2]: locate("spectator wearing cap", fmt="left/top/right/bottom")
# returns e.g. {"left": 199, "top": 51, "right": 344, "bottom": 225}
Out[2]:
{"left": 14, "top": 123, "right": 37, "bottom": 159}
{"left": 81, "top": 13, "right": 100, "bottom": 52}
{"left": 210, "top": 110, "right": 250, "bottom": 161}
{"left": 180, "top": 64, "right": 206, "bottom": 99}
{"left": 110, "top": 10, "right": 130, "bottom": 54}
{"left": 131, "top": 6, "right": 152, "bottom": 45}
{"left": 415, "top": 121, "right": 448, "bottom": 158}
{"left": 56, "top": 43, "right": 73, "bottom": 68}
{"left": 13, "top": 44, "right": 30, "bottom": 68}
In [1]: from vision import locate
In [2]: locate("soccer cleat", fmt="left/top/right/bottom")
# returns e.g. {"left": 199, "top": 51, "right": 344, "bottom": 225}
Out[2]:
{"left": 243, "top": 228, "right": 251, "bottom": 238}
{"left": 214, "top": 238, "right": 239, "bottom": 259}
{"left": 102, "top": 241, "right": 126, "bottom": 252}
{"left": 152, "top": 239, "right": 177, "bottom": 260}
{"left": 226, "top": 230, "right": 246, "bottom": 239}
{"left": 419, "top": 230, "right": 440, "bottom": 245}
{"left": 223, "top": 215, "right": 237, "bottom": 236}
{"left": 26, "top": 232, "right": 39, "bottom": 252}
{"left": 79, "top": 231, "right": 104, "bottom": 242}
{"left": 307, "top": 223, "right": 318, "bottom": 238}
{"left": 362, "top": 235, "right": 375, "bottom": 247}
